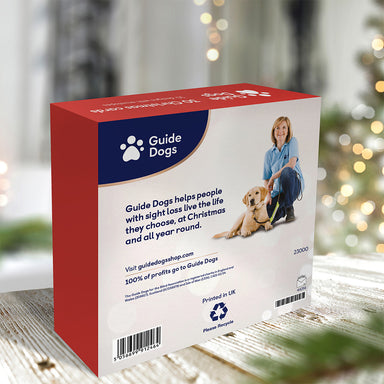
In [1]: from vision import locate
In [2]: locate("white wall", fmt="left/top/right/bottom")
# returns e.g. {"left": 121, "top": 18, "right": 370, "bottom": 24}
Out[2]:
{"left": 319, "top": 0, "right": 378, "bottom": 110}
{"left": 0, "top": 0, "right": 379, "bottom": 165}
{"left": 0, "top": 0, "right": 51, "bottom": 166}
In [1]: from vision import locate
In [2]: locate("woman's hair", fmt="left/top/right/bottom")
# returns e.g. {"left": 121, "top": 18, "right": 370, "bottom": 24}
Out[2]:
{"left": 271, "top": 116, "right": 293, "bottom": 146}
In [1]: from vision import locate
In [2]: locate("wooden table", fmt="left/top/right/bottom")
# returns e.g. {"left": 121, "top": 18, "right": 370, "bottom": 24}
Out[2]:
{"left": 1, "top": 254, "right": 383, "bottom": 384}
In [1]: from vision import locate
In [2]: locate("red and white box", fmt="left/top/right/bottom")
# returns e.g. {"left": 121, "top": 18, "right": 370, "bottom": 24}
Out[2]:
{"left": 50, "top": 83, "right": 321, "bottom": 376}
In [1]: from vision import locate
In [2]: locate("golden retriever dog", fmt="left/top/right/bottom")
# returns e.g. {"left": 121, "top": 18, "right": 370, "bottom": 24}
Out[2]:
{"left": 213, "top": 186, "right": 272, "bottom": 239}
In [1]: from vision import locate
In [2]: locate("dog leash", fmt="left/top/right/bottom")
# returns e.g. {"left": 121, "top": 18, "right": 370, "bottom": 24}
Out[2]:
{"left": 269, "top": 200, "right": 280, "bottom": 223}
{"left": 268, "top": 170, "right": 303, "bottom": 223}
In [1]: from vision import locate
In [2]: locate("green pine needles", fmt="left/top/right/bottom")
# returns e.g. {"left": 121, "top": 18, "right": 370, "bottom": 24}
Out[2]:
{"left": 250, "top": 313, "right": 384, "bottom": 383}
{"left": 0, "top": 219, "right": 52, "bottom": 255}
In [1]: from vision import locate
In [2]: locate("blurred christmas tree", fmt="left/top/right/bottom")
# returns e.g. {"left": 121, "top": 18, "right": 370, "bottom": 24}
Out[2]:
{"left": 316, "top": 0, "right": 384, "bottom": 255}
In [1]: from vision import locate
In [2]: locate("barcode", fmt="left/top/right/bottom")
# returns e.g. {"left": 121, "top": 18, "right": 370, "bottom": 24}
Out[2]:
{"left": 275, "top": 292, "right": 305, "bottom": 307}
{"left": 113, "top": 326, "right": 161, "bottom": 363}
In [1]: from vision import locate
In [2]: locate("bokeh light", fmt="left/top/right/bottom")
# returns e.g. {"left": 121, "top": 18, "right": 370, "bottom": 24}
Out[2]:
{"left": 362, "top": 148, "right": 373, "bottom": 160}
{"left": 377, "top": 244, "right": 384, "bottom": 253}
{"left": 206, "top": 48, "right": 219, "bottom": 61}
{"left": 372, "top": 37, "right": 384, "bottom": 50}
{"left": 371, "top": 120, "right": 383, "bottom": 134}
{"left": 352, "top": 143, "right": 364, "bottom": 155}
{"left": 349, "top": 211, "right": 361, "bottom": 224}
{"left": 200, "top": 12, "right": 212, "bottom": 24}
{"left": 208, "top": 31, "right": 221, "bottom": 44}
{"left": 339, "top": 134, "right": 351, "bottom": 146}
{"left": 345, "top": 234, "right": 358, "bottom": 247}
{"left": 357, "top": 221, "right": 368, "bottom": 232}
{"left": 361, "top": 201, "right": 375, "bottom": 215}
{"left": 340, "top": 184, "right": 354, "bottom": 197}
{"left": 375, "top": 81, "right": 384, "bottom": 93}
{"left": 332, "top": 210, "right": 345, "bottom": 222}
{"left": 216, "top": 18, "right": 229, "bottom": 31}
{"left": 317, "top": 167, "right": 327, "bottom": 181}
{"left": 353, "top": 161, "right": 366, "bottom": 173}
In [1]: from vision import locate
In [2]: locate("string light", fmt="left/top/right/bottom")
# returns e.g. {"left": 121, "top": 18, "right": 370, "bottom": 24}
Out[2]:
{"left": 352, "top": 143, "right": 364, "bottom": 155}
{"left": 200, "top": 12, "right": 212, "bottom": 24}
{"left": 351, "top": 104, "right": 375, "bottom": 120}
{"left": 337, "top": 194, "right": 349, "bottom": 206}
{"left": 371, "top": 121, "right": 383, "bottom": 134}
{"left": 372, "top": 37, "right": 384, "bottom": 51}
{"left": 206, "top": 48, "right": 219, "bottom": 61}
{"left": 216, "top": 18, "right": 228, "bottom": 31}
{"left": 379, "top": 222, "right": 384, "bottom": 235}
{"left": 362, "top": 148, "right": 373, "bottom": 160}
{"left": 317, "top": 167, "right": 327, "bottom": 181}
{"left": 375, "top": 81, "right": 384, "bottom": 93}
{"left": 195, "top": 3, "right": 228, "bottom": 62}
{"left": 349, "top": 211, "right": 361, "bottom": 224}
{"left": 332, "top": 210, "right": 345, "bottom": 222}
{"left": 321, "top": 195, "right": 334, "bottom": 207}
{"left": 357, "top": 221, "right": 368, "bottom": 232}
{"left": 377, "top": 244, "right": 384, "bottom": 253}
{"left": 340, "top": 184, "right": 354, "bottom": 197}
{"left": 361, "top": 200, "right": 375, "bottom": 215}
{"left": 208, "top": 31, "right": 221, "bottom": 44}
{"left": 339, "top": 134, "right": 351, "bottom": 146}
{"left": 382, "top": 204, "right": 384, "bottom": 215}
{"left": 353, "top": 161, "right": 366, "bottom": 173}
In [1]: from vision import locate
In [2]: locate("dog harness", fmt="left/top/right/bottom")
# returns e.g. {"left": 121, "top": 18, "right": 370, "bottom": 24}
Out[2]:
{"left": 253, "top": 204, "right": 271, "bottom": 224}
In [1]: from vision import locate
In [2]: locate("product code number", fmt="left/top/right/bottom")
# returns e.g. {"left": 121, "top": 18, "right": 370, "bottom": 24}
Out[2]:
{"left": 293, "top": 246, "right": 309, "bottom": 255}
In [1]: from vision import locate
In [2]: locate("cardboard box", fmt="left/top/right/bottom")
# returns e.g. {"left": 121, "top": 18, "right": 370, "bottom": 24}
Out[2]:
{"left": 50, "top": 83, "right": 321, "bottom": 376}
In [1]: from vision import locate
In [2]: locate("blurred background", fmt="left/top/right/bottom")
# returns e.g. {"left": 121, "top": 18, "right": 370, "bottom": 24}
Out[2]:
{"left": 0, "top": 0, "right": 383, "bottom": 292}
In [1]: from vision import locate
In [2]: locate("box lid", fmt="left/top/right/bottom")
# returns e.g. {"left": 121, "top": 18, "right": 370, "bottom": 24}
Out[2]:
{"left": 51, "top": 83, "right": 319, "bottom": 123}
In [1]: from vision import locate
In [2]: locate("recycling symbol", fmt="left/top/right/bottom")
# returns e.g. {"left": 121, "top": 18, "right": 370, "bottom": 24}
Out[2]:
{"left": 210, "top": 302, "right": 228, "bottom": 321}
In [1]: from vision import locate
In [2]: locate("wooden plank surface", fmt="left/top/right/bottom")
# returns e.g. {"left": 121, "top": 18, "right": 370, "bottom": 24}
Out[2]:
{"left": 0, "top": 254, "right": 383, "bottom": 383}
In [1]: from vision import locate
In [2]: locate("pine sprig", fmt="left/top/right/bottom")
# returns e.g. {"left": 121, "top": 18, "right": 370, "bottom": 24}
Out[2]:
{"left": 0, "top": 219, "right": 52, "bottom": 255}
{"left": 249, "top": 313, "right": 384, "bottom": 384}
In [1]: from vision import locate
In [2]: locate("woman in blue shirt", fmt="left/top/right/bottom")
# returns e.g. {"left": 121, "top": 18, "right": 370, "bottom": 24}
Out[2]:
{"left": 263, "top": 116, "right": 304, "bottom": 223}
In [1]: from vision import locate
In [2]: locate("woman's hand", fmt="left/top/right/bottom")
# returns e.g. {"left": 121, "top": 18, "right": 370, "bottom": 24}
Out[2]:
{"left": 265, "top": 192, "right": 272, "bottom": 206}
{"left": 267, "top": 178, "right": 274, "bottom": 192}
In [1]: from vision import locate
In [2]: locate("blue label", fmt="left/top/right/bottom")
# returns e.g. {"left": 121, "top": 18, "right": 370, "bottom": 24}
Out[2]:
{"left": 98, "top": 110, "right": 209, "bottom": 185}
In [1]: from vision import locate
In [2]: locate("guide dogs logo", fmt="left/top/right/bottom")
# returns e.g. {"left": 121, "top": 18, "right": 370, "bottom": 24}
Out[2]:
{"left": 236, "top": 89, "right": 271, "bottom": 97}
{"left": 120, "top": 135, "right": 144, "bottom": 162}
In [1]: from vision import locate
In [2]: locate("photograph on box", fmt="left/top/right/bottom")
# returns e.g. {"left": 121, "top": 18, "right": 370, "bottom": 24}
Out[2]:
{"left": 96, "top": 98, "right": 319, "bottom": 374}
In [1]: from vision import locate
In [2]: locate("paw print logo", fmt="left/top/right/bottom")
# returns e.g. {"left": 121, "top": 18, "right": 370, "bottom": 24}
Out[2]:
{"left": 236, "top": 90, "right": 271, "bottom": 97}
{"left": 120, "top": 136, "right": 144, "bottom": 162}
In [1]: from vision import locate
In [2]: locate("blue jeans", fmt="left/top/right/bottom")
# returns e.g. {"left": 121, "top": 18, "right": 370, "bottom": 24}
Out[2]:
{"left": 267, "top": 167, "right": 301, "bottom": 224}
